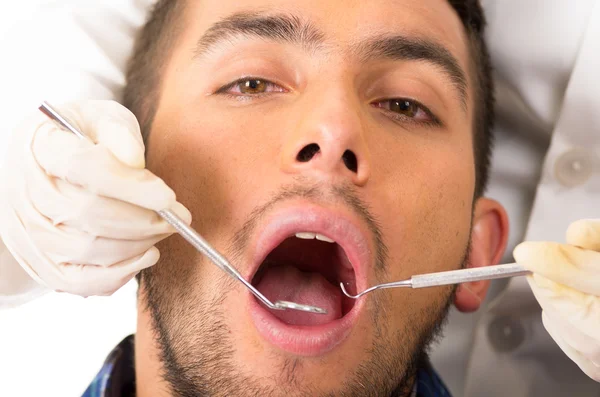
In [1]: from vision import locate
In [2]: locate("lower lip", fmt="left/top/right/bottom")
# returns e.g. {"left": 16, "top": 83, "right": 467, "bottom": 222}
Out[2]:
{"left": 249, "top": 293, "right": 365, "bottom": 356}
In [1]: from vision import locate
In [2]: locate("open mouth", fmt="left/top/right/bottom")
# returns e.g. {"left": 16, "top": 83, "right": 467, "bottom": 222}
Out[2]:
{"left": 251, "top": 232, "right": 358, "bottom": 326}
{"left": 247, "top": 206, "right": 370, "bottom": 355}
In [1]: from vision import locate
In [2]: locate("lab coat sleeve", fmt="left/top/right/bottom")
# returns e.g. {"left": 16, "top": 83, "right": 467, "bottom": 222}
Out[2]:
{"left": 0, "top": 0, "right": 156, "bottom": 308}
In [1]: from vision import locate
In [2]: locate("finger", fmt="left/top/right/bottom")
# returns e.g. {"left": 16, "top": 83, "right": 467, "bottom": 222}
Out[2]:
{"left": 543, "top": 306, "right": 600, "bottom": 365}
{"left": 5, "top": 111, "right": 53, "bottom": 162}
{"left": 13, "top": 170, "right": 190, "bottom": 266}
{"left": 28, "top": 174, "right": 188, "bottom": 240}
{"left": 170, "top": 200, "right": 193, "bottom": 226}
{"left": 567, "top": 219, "right": 600, "bottom": 252}
{"left": 0, "top": 204, "right": 56, "bottom": 289}
{"left": 58, "top": 100, "right": 146, "bottom": 169}
{"left": 0, "top": 237, "right": 45, "bottom": 297}
{"left": 56, "top": 247, "right": 159, "bottom": 297}
{"left": 32, "top": 126, "right": 175, "bottom": 212}
{"left": 542, "top": 311, "right": 600, "bottom": 382}
{"left": 528, "top": 275, "right": 600, "bottom": 346}
{"left": 32, "top": 223, "right": 168, "bottom": 268}
{"left": 5, "top": 185, "right": 166, "bottom": 267}
{"left": 1, "top": 200, "right": 159, "bottom": 296}
{"left": 515, "top": 241, "right": 600, "bottom": 296}
{"left": 25, "top": 141, "right": 192, "bottom": 239}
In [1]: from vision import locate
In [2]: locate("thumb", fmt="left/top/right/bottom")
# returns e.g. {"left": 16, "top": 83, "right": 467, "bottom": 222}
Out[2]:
{"left": 514, "top": 241, "right": 600, "bottom": 296}
{"left": 61, "top": 100, "right": 146, "bottom": 169}
{"left": 567, "top": 219, "right": 600, "bottom": 252}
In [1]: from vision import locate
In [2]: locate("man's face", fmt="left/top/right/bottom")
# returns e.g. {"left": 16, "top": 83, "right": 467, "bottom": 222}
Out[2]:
{"left": 140, "top": 0, "right": 482, "bottom": 395}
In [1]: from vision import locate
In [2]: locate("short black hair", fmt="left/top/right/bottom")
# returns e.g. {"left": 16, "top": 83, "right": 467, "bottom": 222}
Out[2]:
{"left": 446, "top": 0, "right": 495, "bottom": 197}
{"left": 124, "top": 0, "right": 494, "bottom": 197}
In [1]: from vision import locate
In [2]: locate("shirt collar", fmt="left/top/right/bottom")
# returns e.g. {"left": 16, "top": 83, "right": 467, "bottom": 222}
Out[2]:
{"left": 82, "top": 336, "right": 136, "bottom": 397}
{"left": 82, "top": 336, "right": 451, "bottom": 397}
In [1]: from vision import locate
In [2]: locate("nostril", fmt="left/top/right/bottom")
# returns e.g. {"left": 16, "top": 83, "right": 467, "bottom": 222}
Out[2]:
{"left": 342, "top": 150, "right": 358, "bottom": 173}
{"left": 297, "top": 144, "right": 320, "bottom": 162}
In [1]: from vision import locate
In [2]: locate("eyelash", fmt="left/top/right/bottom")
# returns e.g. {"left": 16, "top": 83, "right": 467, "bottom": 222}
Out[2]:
{"left": 215, "top": 76, "right": 286, "bottom": 99}
{"left": 215, "top": 77, "right": 442, "bottom": 127}
{"left": 372, "top": 99, "right": 442, "bottom": 127}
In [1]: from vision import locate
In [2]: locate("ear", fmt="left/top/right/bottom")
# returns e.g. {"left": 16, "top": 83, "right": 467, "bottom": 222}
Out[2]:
{"left": 454, "top": 198, "right": 509, "bottom": 313}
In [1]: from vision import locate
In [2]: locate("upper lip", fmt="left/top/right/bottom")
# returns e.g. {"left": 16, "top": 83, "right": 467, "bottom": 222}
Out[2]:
{"left": 248, "top": 202, "right": 372, "bottom": 293}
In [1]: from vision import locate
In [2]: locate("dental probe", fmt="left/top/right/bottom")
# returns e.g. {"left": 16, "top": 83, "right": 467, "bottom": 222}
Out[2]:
{"left": 341, "top": 263, "right": 531, "bottom": 299}
{"left": 39, "top": 102, "right": 326, "bottom": 315}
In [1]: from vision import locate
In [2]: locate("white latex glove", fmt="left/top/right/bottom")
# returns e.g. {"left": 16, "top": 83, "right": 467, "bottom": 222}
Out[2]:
{"left": 514, "top": 219, "right": 600, "bottom": 382}
{"left": 0, "top": 100, "right": 191, "bottom": 299}
{"left": 0, "top": 237, "right": 48, "bottom": 309}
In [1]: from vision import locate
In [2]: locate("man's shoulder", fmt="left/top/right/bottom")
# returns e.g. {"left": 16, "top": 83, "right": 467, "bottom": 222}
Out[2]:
{"left": 82, "top": 336, "right": 136, "bottom": 397}
{"left": 415, "top": 362, "right": 453, "bottom": 397}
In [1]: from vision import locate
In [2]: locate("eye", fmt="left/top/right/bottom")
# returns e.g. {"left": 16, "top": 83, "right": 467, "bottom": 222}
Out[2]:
{"left": 216, "top": 77, "right": 286, "bottom": 96}
{"left": 373, "top": 98, "right": 441, "bottom": 126}
{"left": 237, "top": 79, "right": 268, "bottom": 94}
{"left": 389, "top": 99, "right": 419, "bottom": 117}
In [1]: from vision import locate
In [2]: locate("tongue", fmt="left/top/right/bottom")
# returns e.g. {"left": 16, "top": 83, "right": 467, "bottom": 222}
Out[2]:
{"left": 256, "top": 263, "right": 343, "bottom": 326}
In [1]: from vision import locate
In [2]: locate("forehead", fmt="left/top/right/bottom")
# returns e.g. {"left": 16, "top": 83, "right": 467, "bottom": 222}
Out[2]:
{"left": 179, "top": 0, "right": 471, "bottom": 72}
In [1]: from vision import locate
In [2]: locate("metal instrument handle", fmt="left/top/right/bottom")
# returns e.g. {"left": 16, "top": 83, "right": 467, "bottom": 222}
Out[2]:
{"left": 411, "top": 263, "right": 530, "bottom": 289}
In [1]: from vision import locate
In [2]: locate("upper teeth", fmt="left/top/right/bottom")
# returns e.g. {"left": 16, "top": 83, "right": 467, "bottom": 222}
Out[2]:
{"left": 295, "top": 232, "right": 335, "bottom": 243}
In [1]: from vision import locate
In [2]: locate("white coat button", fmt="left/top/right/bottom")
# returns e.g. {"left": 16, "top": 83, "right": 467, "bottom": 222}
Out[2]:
{"left": 554, "top": 149, "right": 596, "bottom": 187}
{"left": 487, "top": 316, "right": 525, "bottom": 353}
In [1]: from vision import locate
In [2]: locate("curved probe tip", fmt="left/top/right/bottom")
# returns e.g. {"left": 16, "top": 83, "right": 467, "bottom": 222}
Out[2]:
{"left": 340, "top": 282, "right": 361, "bottom": 299}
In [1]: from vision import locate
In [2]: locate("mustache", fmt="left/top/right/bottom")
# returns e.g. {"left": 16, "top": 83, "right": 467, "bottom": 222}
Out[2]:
{"left": 226, "top": 179, "right": 389, "bottom": 274}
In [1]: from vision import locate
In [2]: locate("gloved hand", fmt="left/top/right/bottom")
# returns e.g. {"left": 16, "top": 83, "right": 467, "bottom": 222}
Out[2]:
{"left": 0, "top": 237, "right": 47, "bottom": 309}
{"left": 0, "top": 100, "right": 191, "bottom": 298}
{"left": 514, "top": 219, "right": 600, "bottom": 382}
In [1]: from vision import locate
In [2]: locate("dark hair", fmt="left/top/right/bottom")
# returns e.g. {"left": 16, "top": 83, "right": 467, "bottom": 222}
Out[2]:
{"left": 123, "top": 0, "right": 494, "bottom": 196}
{"left": 123, "top": 0, "right": 187, "bottom": 144}
{"left": 446, "top": 0, "right": 495, "bottom": 197}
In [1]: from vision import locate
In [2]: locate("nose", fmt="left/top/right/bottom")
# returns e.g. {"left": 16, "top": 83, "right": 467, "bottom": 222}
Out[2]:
{"left": 280, "top": 95, "right": 371, "bottom": 186}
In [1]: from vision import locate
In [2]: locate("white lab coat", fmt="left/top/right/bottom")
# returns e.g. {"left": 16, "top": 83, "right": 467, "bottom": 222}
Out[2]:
{"left": 0, "top": 1, "right": 598, "bottom": 396}
{"left": 432, "top": 0, "right": 600, "bottom": 396}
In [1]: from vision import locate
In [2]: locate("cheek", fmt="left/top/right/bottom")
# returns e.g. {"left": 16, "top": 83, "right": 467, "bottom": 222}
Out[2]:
{"left": 367, "top": 137, "right": 473, "bottom": 329}
{"left": 145, "top": 105, "right": 287, "bottom": 244}
{"left": 369, "top": 133, "right": 475, "bottom": 278}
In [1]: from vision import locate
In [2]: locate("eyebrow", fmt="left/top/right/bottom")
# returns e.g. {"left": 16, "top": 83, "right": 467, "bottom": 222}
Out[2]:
{"left": 355, "top": 35, "right": 468, "bottom": 110}
{"left": 194, "top": 12, "right": 325, "bottom": 57}
{"left": 194, "top": 12, "right": 469, "bottom": 109}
